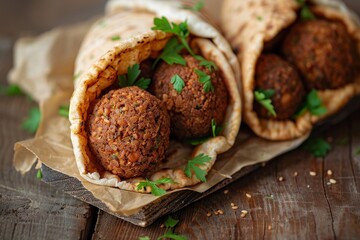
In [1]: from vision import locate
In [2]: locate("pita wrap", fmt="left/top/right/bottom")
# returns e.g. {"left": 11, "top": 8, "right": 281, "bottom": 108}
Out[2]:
{"left": 69, "top": 0, "right": 241, "bottom": 193}
{"left": 221, "top": 0, "right": 360, "bottom": 140}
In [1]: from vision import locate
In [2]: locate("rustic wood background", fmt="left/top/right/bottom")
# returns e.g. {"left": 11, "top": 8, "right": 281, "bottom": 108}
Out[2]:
{"left": 1, "top": 0, "right": 360, "bottom": 239}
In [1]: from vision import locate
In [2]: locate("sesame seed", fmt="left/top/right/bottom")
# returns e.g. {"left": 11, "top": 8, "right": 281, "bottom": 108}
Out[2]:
{"left": 278, "top": 176, "right": 284, "bottom": 182}
{"left": 160, "top": 224, "right": 165, "bottom": 228}
{"left": 307, "top": 185, "right": 310, "bottom": 188}
{"left": 309, "top": 171, "right": 317, "bottom": 176}
{"left": 329, "top": 179, "right": 337, "bottom": 184}
{"left": 223, "top": 190, "right": 229, "bottom": 194}
{"left": 218, "top": 209, "right": 224, "bottom": 215}
{"left": 232, "top": 206, "right": 239, "bottom": 210}
{"left": 268, "top": 225, "right": 272, "bottom": 230}
{"left": 293, "top": 171, "right": 298, "bottom": 177}
{"left": 327, "top": 170, "right": 333, "bottom": 176}
{"left": 240, "top": 210, "right": 248, "bottom": 218}
{"left": 246, "top": 193, "right": 252, "bottom": 198}
{"left": 231, "top": 202, "right": 235, "bottom": 207}
{"left": 207, "top": 212, "right": 212, "bottom": 217}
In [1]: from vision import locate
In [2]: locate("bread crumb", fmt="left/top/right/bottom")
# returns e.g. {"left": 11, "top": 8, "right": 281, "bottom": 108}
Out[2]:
{"left": 207, "top": 212, "right": 212, "bottom": 217}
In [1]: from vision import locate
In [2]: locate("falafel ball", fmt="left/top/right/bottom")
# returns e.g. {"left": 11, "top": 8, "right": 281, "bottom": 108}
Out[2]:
{"left": 282, "top": 19, "right": 358, "bottom": 90}
{"left": 255, "top": 54, "right": 305, "bottom": 120}
{"left": 87, "top": 86, "right": 170, "bottom": 179}
{"left": 152, "top": 55, "right": 228, "bottom": 139}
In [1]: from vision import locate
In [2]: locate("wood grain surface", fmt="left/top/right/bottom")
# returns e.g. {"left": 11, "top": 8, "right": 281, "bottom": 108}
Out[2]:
{"left": 1, "top": 0, "right": 360, "bottom": 239}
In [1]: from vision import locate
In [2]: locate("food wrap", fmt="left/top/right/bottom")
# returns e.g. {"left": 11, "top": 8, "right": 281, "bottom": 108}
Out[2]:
{"left": 70, "top": 0, "right": 242, "bottom": 192}
{"left": 221, "top": 0, "right": 360, "bottom": 140}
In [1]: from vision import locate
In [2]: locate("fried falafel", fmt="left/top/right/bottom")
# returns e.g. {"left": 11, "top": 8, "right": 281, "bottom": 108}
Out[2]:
{"left": 87, "top": 86, "right": 170, "bottom": 179}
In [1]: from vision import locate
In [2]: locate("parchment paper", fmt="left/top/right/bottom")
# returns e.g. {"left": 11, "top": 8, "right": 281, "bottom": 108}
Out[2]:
{"left": 11, "top": 2, "right": 308, "bottom": 216}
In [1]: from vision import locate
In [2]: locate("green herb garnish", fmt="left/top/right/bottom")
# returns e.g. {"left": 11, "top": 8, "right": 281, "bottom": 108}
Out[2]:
{"left": 185, "top": 153, "right": 212, "bottom": 182}
{"left": 195, "top": 69, "right": 214, "bottom": 93}
{"left": 111, "top": 35, "right": 121, "bottom": 41}
{"left": 158, "top": 231, "right": 188, "bottom": 240}
{"left": 36, "top": 168, "right": 42, "bottom": 180}
{"left": 195, "top": 55, "right": 217, "bottom": 71}
{"left": 297, "top": 0, "right": 316, "bottom": 21}
{"left": 118, "top": 63, "right": 151, "bottom": 90}
{"left": 58, "top": 104, "right": 69, "bottom": 118}
{"left": 211, "top": 118, "right": 223, "bottom": 137}
{"left": 73, "top": 72, "right": 81, "bottom": 81}
{"left": 164, "top": 216, "right": 179, "bottom": 228}
{"left": 171, "top": 74, "right": 185, "bottom": 93}
{"left": 22, "top": 107, "right": 41, "bottom": 134}
{"left": 295, "top": 89, "right": 327, "bottom": 118}
{"left": 153, "top": 37, "right": 186, "bottom": 67}
{"left": 184, "top": 1, "right": 205, "bottom": 12}
{"left": 0, "top": 84, "right": 23, "bottom": 96}
{"left": 257, "top": 16, "right": 263, "bottom": 21}
{"left": 303, "top": 137, "right": 331, "bottom": 157}
{"left": 254, "top": 89, "right": 276, "bottom": 116}
{"left": 137, "top": 177, "right": 174, "bottom": 196}
{"left": 188, "top": 137, "right": 209, "bottom": 146}
{"left": 138, "top": 237, "right": 150, "bottom": 240}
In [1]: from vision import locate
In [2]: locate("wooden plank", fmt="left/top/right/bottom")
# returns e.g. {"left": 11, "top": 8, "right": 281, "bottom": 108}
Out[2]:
{"left": 91, "top": 112, "right": 360, "bottom": 239}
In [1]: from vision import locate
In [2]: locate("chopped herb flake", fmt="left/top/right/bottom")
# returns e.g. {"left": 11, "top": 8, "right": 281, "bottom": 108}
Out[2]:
{"left": 211, "top": 118, "right": 223, "bottom": 137}
{"left": 22, "top": 107, "right": 41, "bottom": 134}
{"left": 111, "top": 35, "right": 121, "bottom": 41}
{"left": 254, "top": 89, "right": 276, "bottom": 116}
{"left": 138, "top": 237, "right": 150, "bottom": 240}
{"left": 36, "top": 168, "right": 42, "bottom": 180}
{"left": 303, "top": 137, "right": 331, "bottom": 157}
{"left": 157, "top": 231, "right": 188, "bottom": 240}
{"left": 184, "top": 1, "right": 205, "bottom": 12}
{"left": 171, "top": 74, "right": 185, "bottom": 93}
{"left": 58, "top": 104, "right": 69, "bottom": 118}
{"left": 195, "top": 69, "right": 214, "bottom": 93}
{"left": 184, "top": 153, "right": 212, "bottom": 182}
{"left": 0, "top": 84, "right": 23, "bottom": 96}
{"left": 257, "top": 16, "right": 263, "bottom": 21}
{"left": 164, "top": 216, "right": 179, "bottom": 228}
{"left": 137, "top": 177, "right": 174, "bottom": 196}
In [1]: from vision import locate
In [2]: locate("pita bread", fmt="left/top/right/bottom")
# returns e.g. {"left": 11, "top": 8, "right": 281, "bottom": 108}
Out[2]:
{"left": 221, "top": 0, "right": 360, "bottom": 140}
{"left": 69, "top": 0, "right": 241, "bottom": 193}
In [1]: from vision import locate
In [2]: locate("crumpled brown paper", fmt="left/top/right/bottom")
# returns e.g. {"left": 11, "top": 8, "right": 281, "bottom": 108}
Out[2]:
{"left": 10, "top": 8, "right": 308, "bottom": 216}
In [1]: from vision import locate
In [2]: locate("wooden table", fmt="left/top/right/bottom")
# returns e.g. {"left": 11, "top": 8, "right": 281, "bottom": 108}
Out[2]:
{"left": 1, "top": 0, "right": 360, "bottom": 239}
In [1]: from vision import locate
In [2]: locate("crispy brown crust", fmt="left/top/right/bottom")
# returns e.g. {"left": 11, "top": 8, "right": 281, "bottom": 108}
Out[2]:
{"left": 152, "top": 55, "right": 228, "bottom": 139}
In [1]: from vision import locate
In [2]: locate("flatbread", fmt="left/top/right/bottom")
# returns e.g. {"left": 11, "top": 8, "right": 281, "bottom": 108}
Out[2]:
{"left": 69, "top": 0, "right": 241, "bottom": 192}
{"left": 221, "top": 0, "right": 360, "bottom": 140}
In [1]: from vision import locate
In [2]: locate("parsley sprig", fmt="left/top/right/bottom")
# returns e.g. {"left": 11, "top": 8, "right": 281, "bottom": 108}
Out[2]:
{"left": 118, "top": 64, "right": 151, "bottom": 90}
{"left": 297, "top": 0, "right": 316, "bottom": 21}
{"left": 0, "top": 84, "right": 23, "bottom": 96}
{"left": 183, "top": 1, "right": 205, "bottom": 12}
{"left": 188, "top": 118, "right": 222, "bottom": 145}
{"left": 195, "top": 69, "right": 214, "bottom": 93}
{"left": 22, "top": 107, "right": 41, "bottom": 134}
{"left": 303, "top": 137, "right": 331, "bottom": 157}
{"left": 185, "top": 154, "right": 212, "bottom": 182}
{"left": 294, "top": 89, "right": 326, "bottom": 118}
{"left": 58, "top": 104, "right": 70, "bottom": 118}
{"left": 36, "top": 168, "right": 42, "bottom": 180}
{"left": 139, "top": 216, "right": 188, "bottom": 240}
{"left": 254, "top": 89, "right": 276, "bottom": 117}
{"left": 171, "top": 74, "right": 185, "bottom": 93}
{"left": 137, "top": 177, "right": 174, "bottom": 196}
{"left": 153, "top": 37, "right": 185, "bottom": 67}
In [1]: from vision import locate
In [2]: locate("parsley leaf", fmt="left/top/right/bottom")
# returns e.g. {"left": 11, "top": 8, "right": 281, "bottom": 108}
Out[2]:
{"left": 188, "top": 137, "right": 209, "bottom": 146}
{"left": 118, "top": 64, "right": 151, "bottom": 89}
{"left": 58, "top": 104, "right": 69, "bottom": 118}
{"left": 306, "top": 89, "right": 326, "bottom": 115}
{"left": 152, "top": 17, "right": 217, "bottom": 72}
{"left": 22, "top": 107, "right": 41, "bottom": 134}
{"left": 184, "top": 1, "right": 205, "bottom": 12}
{"left": 36, "top": 168, "right": 42, "bottom": 180}
{"left": 138, "top": 237, "right": 150, "bottom": 240}
{"left": 211, "top": 118, "right": 223, "bottom": 137}
{"left": 171, "top": 74, "right": 185, "bottom": 93}
{"left": 185, "top": 154, "right": 212, "bottom": 182}
{"left": 137, "top": 177, "right": 174, "bottom": 196}
{"left": 0, "top": 84, "right": 23, "bottom": 96}
{"left": 303, "top": 137, "right": 331, "bottom": 157}
{"left": 195, "top": 55, "right": 217, "bottom": 71}
{"left": 164, "top": 216, "right": 179, "bottom": 228}
{"left": 154, "top": 37, "right": 186, "bottom": 67}
{"left": 297, "top": 0, "right": 316, "bottom": 21}
{"left": 111, "top": 35, "right": 121, "bottom": 41}
{"left": 254, "top": 89, "right": 276, "bottom": 117}
{"left": 195, "top": 69, "right": 214, "bottom": 93}
{"left": 158, "top": 231, "right": 188, "bottom": 240}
